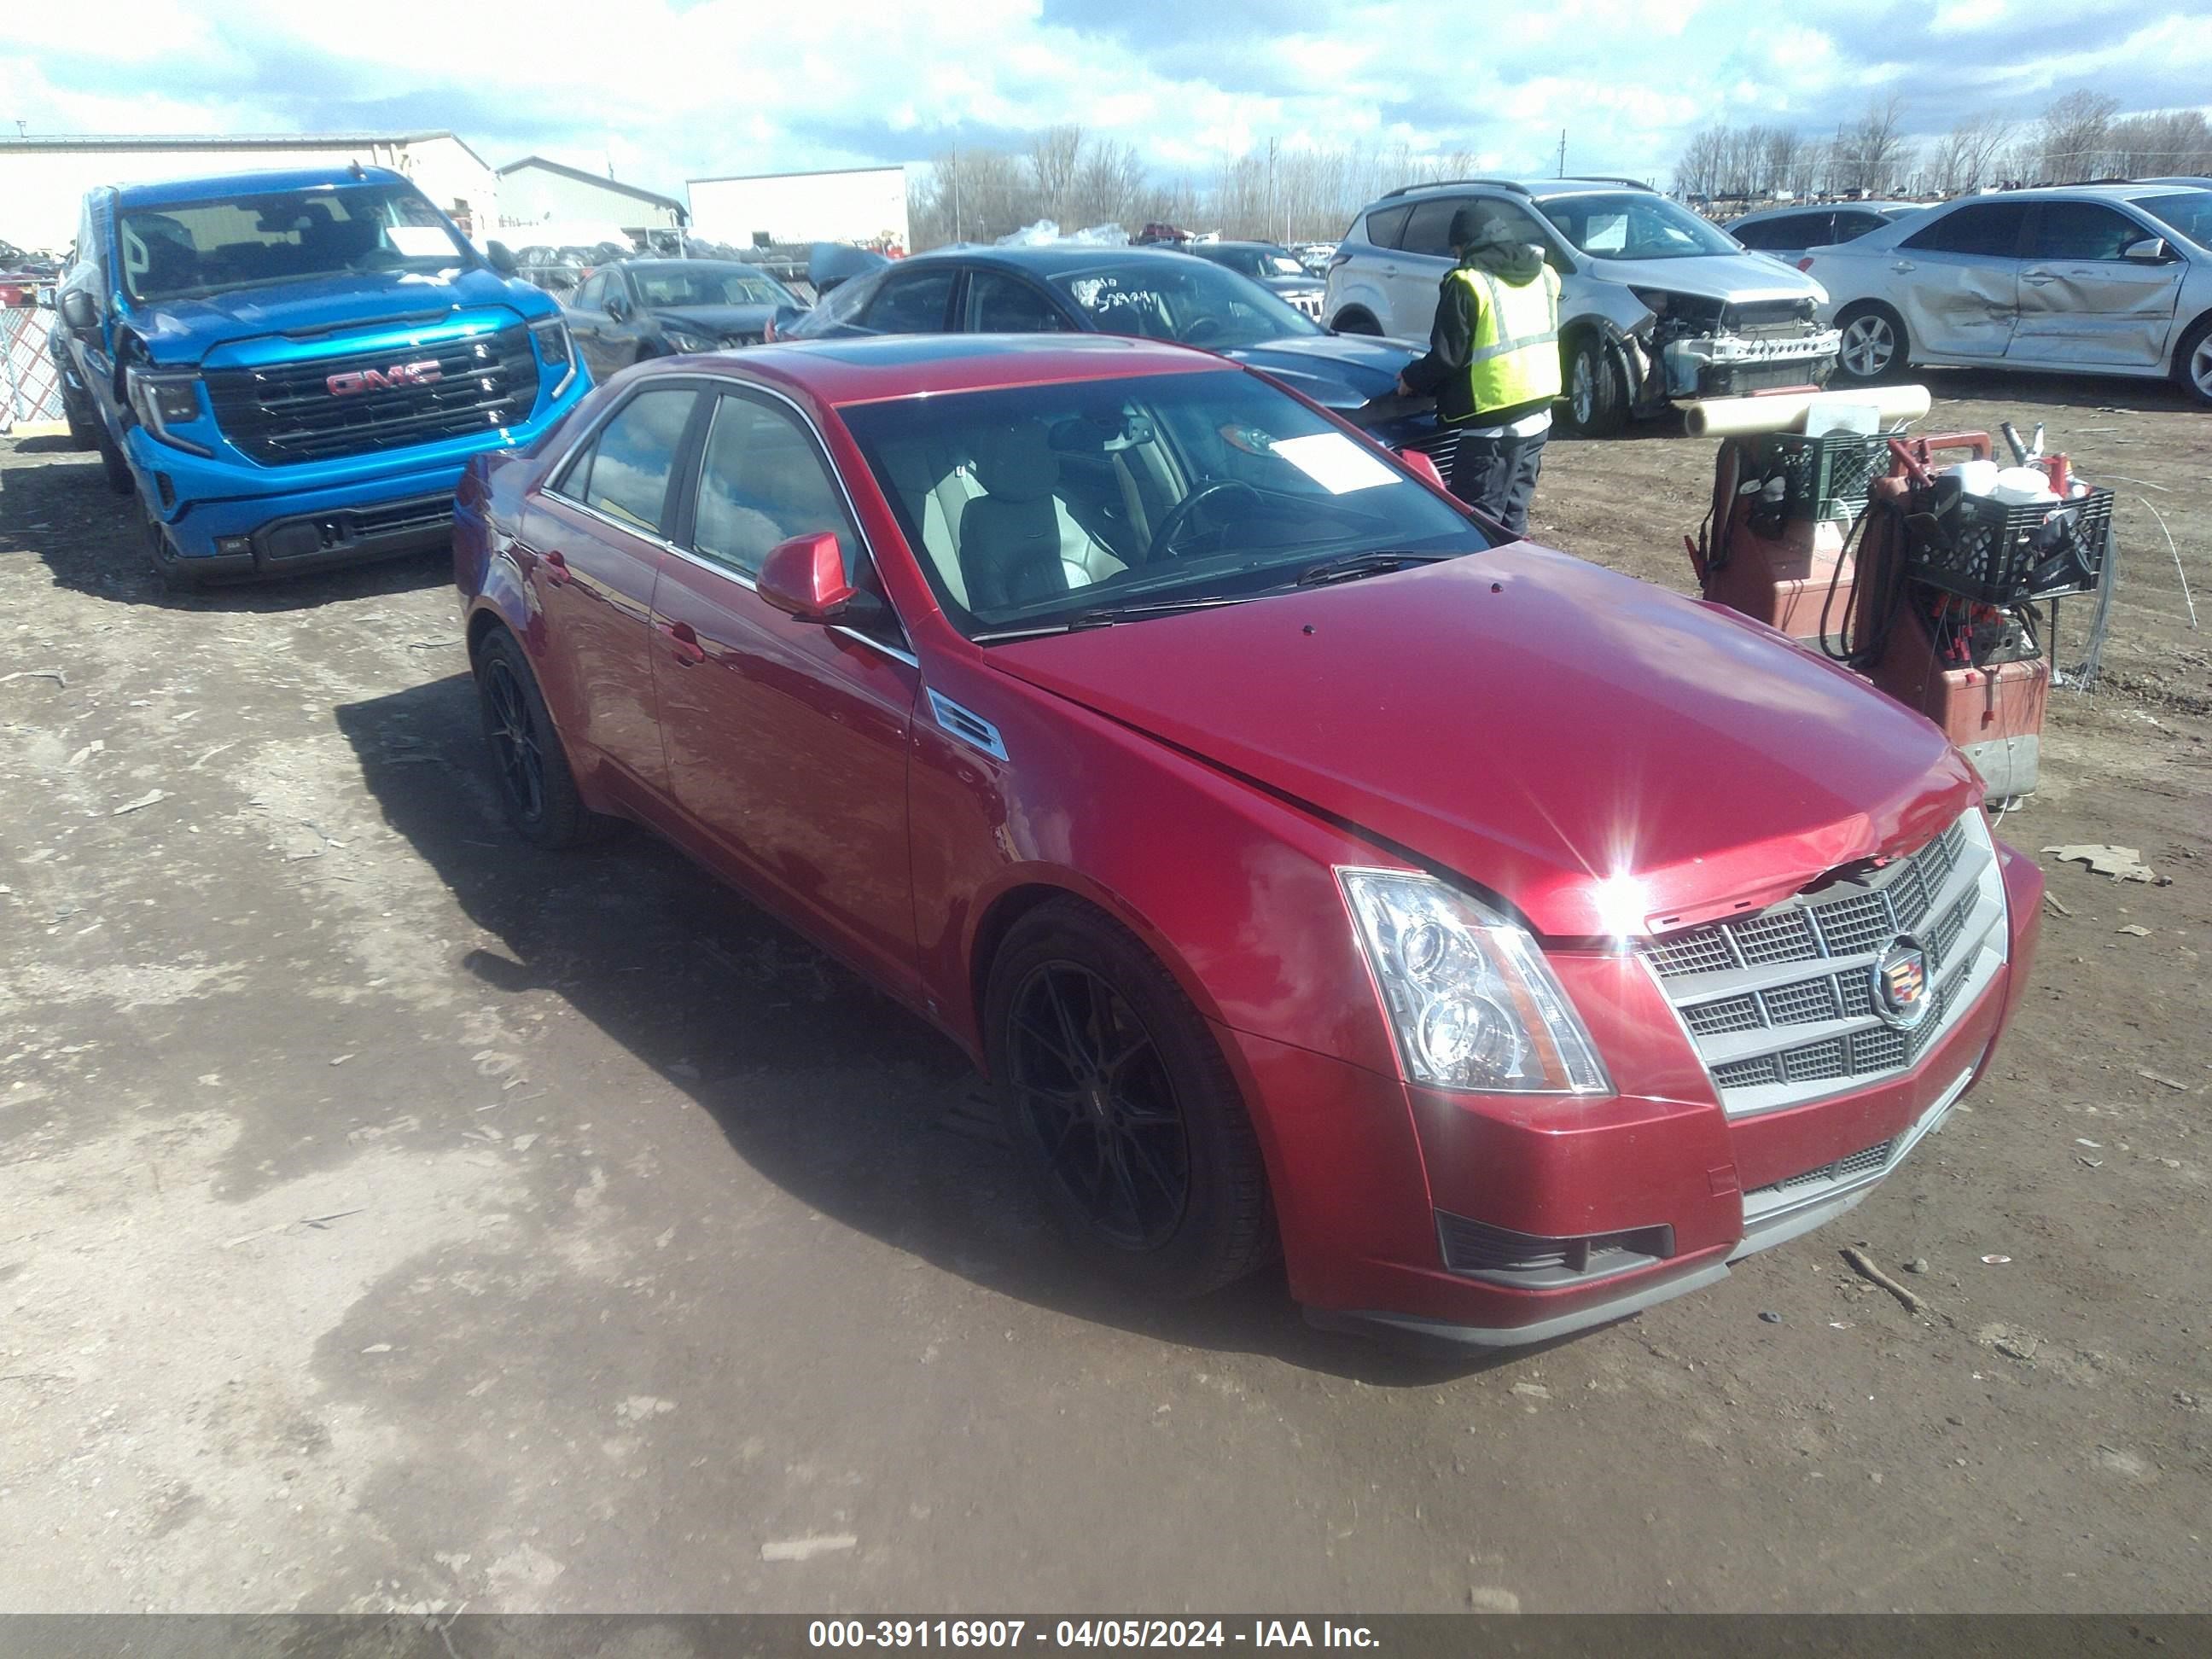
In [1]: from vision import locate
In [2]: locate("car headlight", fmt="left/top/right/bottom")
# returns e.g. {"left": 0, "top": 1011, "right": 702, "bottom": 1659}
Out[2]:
{"left": 125, "top": 366, "right": 211, "bottom": 455}
{"left": 662, "top": 329, "right": 717, "bottom": 353}
{"left": 528, "top": 317, "right": 576, "bottom": 395}
{"left": 1340, "top": 869, "right": 1611, "bottom": 1095}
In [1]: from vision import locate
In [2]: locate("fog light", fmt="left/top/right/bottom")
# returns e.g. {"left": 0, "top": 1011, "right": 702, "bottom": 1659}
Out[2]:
{"left": 216, "top": 537, "right": 252, "bottom": 558}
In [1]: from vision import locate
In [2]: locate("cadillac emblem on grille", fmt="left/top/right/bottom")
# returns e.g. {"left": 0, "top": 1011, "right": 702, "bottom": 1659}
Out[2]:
{"left": 1871, "top": 936, "right": 1931, "bottom": 1029}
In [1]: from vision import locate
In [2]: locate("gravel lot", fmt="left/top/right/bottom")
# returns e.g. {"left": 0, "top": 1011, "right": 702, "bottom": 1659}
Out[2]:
{"left": 2, "top": 366, "right": 2206, "bottom": 1615}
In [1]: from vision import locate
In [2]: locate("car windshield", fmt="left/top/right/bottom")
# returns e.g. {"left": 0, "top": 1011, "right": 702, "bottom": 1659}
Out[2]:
{"left": 2135, "top": 189, "right": 2212, "bottom": 249}
{"left": 627, "top": 265, "right": 792, "bottom": 307}
{"left": 119, "top": 184, "right": 469, "bottom": 300}
{"left": 1197, "top": 245, "right": 1309, "bottom": 280}
{"left": 1046, "top": 258, "right": 1322, "bottom": 347}
{"left": 839, "top": 369, "right": 1492, "bottom": 639}
{"left": 1538, "top": 193, "right": 1743, "bottom": 260}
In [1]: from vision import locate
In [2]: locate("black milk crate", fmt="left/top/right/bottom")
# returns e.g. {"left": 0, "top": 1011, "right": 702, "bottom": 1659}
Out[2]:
{"left": 1905, "top": 486, "right": 2113, "bottom": 605}
{"left": 1754, "top": 431, "right": 1889, "bottom": 521}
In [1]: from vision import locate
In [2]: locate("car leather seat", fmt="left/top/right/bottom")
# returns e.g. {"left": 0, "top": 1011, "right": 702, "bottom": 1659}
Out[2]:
{"left": 958, "top": 422, "right": 1073, "bottom": 612}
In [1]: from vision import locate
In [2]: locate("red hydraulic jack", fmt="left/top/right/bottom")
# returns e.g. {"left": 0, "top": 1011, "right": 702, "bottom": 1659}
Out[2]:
{"left": 1691, "top": 421, "right": 2113, "bottom": 805}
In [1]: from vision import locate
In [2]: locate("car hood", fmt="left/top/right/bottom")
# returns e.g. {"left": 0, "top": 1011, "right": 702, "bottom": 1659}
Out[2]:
{"left": 125, "top": 267, "right": 550, "bottom": 364}
{"left": 655, "top": 302, "right": 782, "bottom": 335}
{"left": 987, "top": 545, "right": 1979, "bottom": 937}
{"left": 1581, "top": 251, "right": 1825, "bottom": 306}
{"left": 1221, "top": 334, "right": 1419, "bottom": 410}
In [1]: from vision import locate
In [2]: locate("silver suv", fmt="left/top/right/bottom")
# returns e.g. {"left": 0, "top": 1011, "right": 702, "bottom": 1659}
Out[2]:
{"left": 1324, "top": 178, "right": 1839, "bottom": 434}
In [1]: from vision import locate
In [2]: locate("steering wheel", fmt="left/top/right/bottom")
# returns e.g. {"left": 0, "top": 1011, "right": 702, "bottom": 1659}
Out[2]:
{"left": 1145, "top": 480, "right": 1261, "bottom": 564}
{"left": 1181, "top": 317, "right": 1228, "bottom": 346}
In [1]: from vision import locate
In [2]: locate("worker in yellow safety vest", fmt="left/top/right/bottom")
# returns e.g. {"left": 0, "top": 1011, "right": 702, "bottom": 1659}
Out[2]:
{"left": 1395, "top": 207, "right": 1563, "bottom": 536}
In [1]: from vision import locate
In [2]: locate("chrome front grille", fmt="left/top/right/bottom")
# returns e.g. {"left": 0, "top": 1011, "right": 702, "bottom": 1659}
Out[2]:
{"left": 1641, "top": 812, "right": 2006, "bottom": 1118}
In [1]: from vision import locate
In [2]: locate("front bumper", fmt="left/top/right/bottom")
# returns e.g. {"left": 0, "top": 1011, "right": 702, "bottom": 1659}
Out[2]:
{"left": 1231, "top": 840, "right": 2040, "bottom": 1348}
{"left": 1662, "top": 327, "right": 1842, "bottom": 399}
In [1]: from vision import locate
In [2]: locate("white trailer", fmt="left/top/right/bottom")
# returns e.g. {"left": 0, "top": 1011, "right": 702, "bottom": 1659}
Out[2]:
{"left": 685, "top": 166, "right": 909, "bottom": 253}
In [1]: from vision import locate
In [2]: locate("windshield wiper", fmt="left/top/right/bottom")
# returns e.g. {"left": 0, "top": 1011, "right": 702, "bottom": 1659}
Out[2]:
{"left": 972, "top": 595, "right": 1255, "bottom": 641}
{"left": 1292, "top": 550, "right": 1456, "bottom": 587}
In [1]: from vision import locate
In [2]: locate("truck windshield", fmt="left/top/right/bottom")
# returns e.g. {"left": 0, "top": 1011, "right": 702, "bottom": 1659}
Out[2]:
{"left": 1540, "top": 193, "right": 1743, "bottom": 261}
{"left": 119, "top": 184, "right": 471, "bottom": 301}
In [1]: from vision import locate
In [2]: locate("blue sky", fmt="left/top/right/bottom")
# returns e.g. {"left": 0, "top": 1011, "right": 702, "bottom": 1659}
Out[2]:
{"left": 5, "top": 0, "right": 2208, "bottom": 192}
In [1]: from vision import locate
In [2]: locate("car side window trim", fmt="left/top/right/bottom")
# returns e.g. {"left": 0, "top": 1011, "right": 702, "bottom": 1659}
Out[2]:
{"left": 655, "top": 376, "right": 918, "bottom": 665}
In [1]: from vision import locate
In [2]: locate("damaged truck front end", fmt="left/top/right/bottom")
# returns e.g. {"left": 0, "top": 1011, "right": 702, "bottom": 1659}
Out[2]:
{"left": 1573, "top": 285, "right": 1841, "bottom": 433}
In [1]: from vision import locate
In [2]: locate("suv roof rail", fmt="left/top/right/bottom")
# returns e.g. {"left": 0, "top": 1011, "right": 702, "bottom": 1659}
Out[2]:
{"left": 1378, "top": 178, "right": 1533, "bottom": 201}
{"left": 1555, "top": 176, "right": 1657, "bottom": 192}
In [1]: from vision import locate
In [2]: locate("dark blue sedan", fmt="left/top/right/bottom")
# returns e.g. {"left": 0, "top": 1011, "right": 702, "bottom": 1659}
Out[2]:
{"left": 778, "top": 243, "right": 1447, "bottom": 462}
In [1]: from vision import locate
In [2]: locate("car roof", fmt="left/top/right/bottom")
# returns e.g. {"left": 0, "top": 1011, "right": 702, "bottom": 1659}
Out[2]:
{"left": 680, "top": 333, "right": 1234, "bottom": 407}
{"left": 1938, "top": 183, "right": 2205, "bottom": 205}
{"left": 905, "top": 243, "right": 1214, "bottom": 271}
{"left": 1369, "top": 178, "right": 1655, "bottom": 208}
{"left": 113, "top": 165, "right": 410, "bottom": 208}
{"left": 1730, "top": 200, "right": 1920, "bottom": 223}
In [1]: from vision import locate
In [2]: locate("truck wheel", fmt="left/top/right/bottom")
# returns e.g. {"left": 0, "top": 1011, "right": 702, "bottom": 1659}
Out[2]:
{"left": 473, "top": 626, "right": 618, "bottom": 849}
{"left": 1560, "top": 332, "right": 1626, "bottom": 437}
{"left": 985, "top": 897, "right": 1274, "bottom": 1298}
{"left": 64, "top": 408, "right": 98, "bottom": 452}
{"left": 1834, "top": 302, "right": 1907, "bottom": 386}
{"left": 97, "top": 428, "right": 133, "bottom": 495}
{"left": 2175, "top": 314, "right": 2212, "bottom": 408}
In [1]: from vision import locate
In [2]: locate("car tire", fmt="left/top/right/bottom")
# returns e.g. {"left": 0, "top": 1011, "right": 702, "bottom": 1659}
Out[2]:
{"left": 473, "top": 626, "right": 619, "bottom": 850}
{"left": 986, "top": 897, "right": 1274, "bottom": 1298}
{"left": 1330, "top": 307, "right": 1382, "bottom": 336}
{"left": 96, "top": 427, "right": 133, "bottom": 495}
{"left": 2174, "top": 313, "right": 2212, "bottom": 408}
{"left": 1833, "top": 302, "right": 1907, "bottom": 387}
{"left": 63, "top": 405, "right": 98, "bottom": 452}
{"left": 1559, "top": 331, "right": 1626, "bottom": 437}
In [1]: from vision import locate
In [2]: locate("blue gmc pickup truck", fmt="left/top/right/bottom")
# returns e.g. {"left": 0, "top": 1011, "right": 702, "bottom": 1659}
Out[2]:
{"left": 49, "top": 164, "right": 588, "bottom": 586}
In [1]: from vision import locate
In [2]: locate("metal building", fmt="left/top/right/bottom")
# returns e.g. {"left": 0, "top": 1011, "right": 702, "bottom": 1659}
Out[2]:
{"left": 494, "top": 156, "right": 689, "bottom": 241}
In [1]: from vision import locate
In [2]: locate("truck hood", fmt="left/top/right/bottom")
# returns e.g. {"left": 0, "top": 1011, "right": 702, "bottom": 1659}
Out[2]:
{"left": 1581, "top": 251, "right": 1825, "bottom": 306}
{"left": 987, "top": 545, "right": 1979, "bottom": 938}
{"left": 128, "top": 267, "right": 548, "bottom": 365}
{"left": 1220, "top": 334, "right": 1420, "bottom": 412}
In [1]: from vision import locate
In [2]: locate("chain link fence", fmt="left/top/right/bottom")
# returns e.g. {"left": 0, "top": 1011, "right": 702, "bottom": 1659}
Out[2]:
{"left": 3, "top": 307, "right": 69, "bottom": 428}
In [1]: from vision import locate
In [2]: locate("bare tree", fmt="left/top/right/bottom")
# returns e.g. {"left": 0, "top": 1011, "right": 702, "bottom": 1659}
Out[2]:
{"left": 2106, "top": 108, "right": 2212, "bottom": 178}
{"left": 2036, "top": 90, "right": 2120, "bottom": 183}
{"left": 1836, "top": 95, "right": 1914, "bottom": 195}
{"left": 1026, "top": 125, "right": 1086, "bottom": 224}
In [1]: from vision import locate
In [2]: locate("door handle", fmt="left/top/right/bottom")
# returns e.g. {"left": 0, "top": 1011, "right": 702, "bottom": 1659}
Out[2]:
{"left": 2022, "top": 272, "right": 2057, "bottom": 285}
{"left": 1889, "top": 260, "right": 1916, "bottom": 273}
{"left": 540, "top": 549, "right": 571, "bottom": 586}
{"left": 660, "top": 620, "right": 706, "bottom": 666}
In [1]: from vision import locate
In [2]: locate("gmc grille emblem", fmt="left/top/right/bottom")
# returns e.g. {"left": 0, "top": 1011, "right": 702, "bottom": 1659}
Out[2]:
{"left": 327, "top": 360, "right": 443, "bottom": 396}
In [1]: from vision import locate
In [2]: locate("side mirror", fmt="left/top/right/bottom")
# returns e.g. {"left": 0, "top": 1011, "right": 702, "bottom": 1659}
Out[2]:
{"left": 485, "top": 239, "right": 519, "bottom": 276}
{"left": 1396, "top": 447, "right": 1450, "bottom": 492}
{"left": 757, "top": 532, "right": 855, "bottom": 622}
{"left": 59, "top": 288, "right": 99, "bottom": 330}
{"left": 603, "top": 291, "right": 630, "bottom": 322}
{"left": 2123, "top": 236, "right": 2170, "bottom": 263}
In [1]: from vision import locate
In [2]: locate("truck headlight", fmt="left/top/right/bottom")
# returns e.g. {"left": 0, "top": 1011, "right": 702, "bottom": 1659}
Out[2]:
{"left": 1339, "top": 869, "right": 1611, "bottom": 1095}
{"left": 528, "top": 317, "right": 576, "bottom": 395}
{"left": 125, "top": 367, "right": 211, "bottom": 455}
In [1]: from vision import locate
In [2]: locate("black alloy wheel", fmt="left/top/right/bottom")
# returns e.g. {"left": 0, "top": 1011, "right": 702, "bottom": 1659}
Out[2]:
{"left": 1007, "top": 960, "right": 1190, "bottom": 1251}
{"left": 472, "top": 627, "right": 614, "bottom": 849}
{"left": 481, "top": 651, "right": 545, "bottom": 824}
{"left": 986, "top": 898, "right": 1273, "bottom": 1296}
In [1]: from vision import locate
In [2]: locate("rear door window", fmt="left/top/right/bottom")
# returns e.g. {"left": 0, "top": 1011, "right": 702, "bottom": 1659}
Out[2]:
{"left": 1362, "top": 203, "right": 1413, "bottom": 249}
{"left": 1901, "top": 202, "right": 2029, "bottom": 257}
{"left": 556, "top": 387, "right": 698, "bottom": 533}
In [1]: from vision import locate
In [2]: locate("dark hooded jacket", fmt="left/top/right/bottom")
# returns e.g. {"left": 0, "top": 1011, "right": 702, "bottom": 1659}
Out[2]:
{"left": 1400, "top": 239, "right": 1557, "bottom": 426}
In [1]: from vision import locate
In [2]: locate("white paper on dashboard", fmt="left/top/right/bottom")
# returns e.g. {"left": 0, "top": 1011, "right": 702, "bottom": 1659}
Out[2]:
{"left": 1271, "top": 432, "right": 1400, "bottom": 494}
{"left": 386, "top": 226, "right": 457, "bottom": 259}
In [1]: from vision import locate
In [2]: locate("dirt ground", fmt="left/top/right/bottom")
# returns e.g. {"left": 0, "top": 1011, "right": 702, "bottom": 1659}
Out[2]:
{"left": 1, "top": 365, "right": 2207, "bottom": 1616}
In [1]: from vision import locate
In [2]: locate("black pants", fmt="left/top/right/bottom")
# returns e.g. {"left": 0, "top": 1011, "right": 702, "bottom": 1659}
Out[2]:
{"left": 1446, "top": 428, "right": 1547, "bottom": 538}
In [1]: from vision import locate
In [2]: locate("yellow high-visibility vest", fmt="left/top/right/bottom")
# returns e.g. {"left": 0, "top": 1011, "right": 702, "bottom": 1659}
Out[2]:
{"left": 1447, "top": 263, "right": 1562, "bottom": 417}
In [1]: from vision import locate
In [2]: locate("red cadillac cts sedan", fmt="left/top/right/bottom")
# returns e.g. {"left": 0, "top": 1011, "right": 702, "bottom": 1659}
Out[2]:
{"left": 452, "top": 334, "right": 2041, "bottom": 1347}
